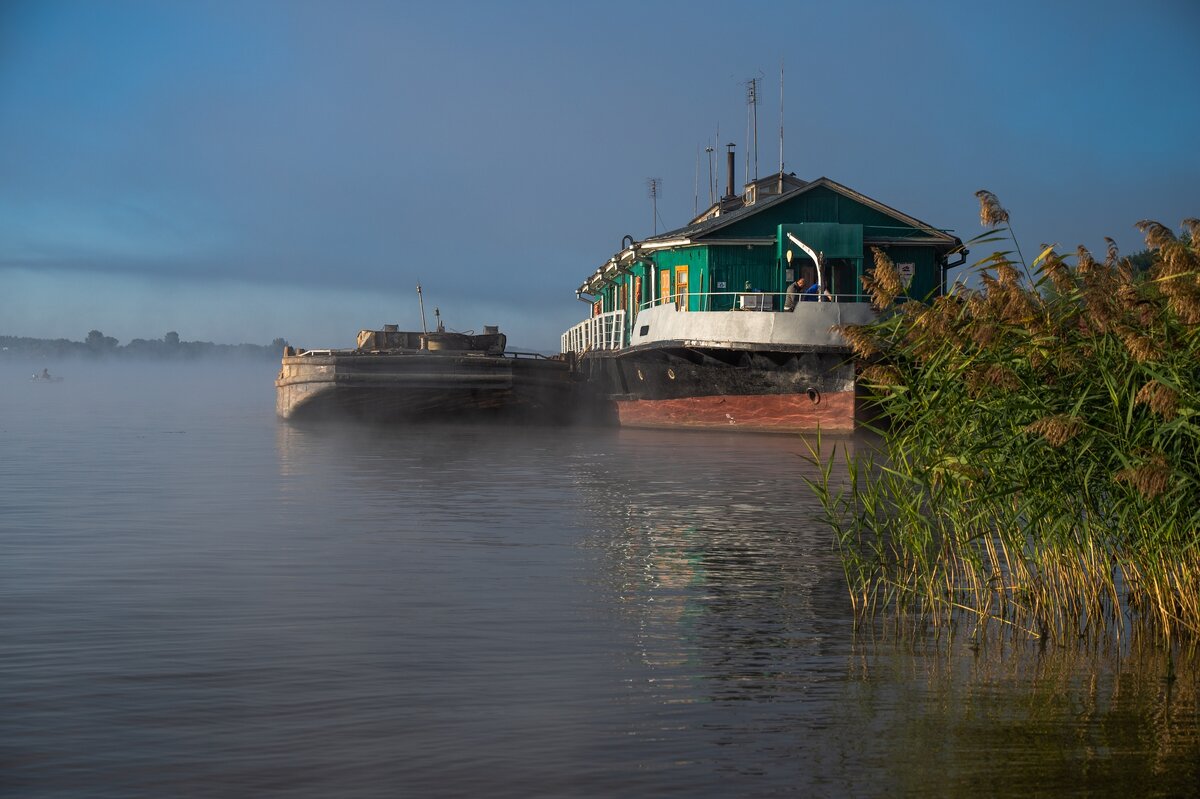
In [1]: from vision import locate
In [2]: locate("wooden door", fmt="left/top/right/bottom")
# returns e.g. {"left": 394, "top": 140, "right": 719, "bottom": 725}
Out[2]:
{"left": 674, "top": 265, "right": 689, "bottom": 311}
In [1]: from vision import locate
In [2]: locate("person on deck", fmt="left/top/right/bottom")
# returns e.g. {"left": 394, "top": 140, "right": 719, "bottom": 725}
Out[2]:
{"left": 783, "top": 275, "right": 807, "bottom": 311}
{"left": 784, "top": 275, "right": 832, "bottom": 310}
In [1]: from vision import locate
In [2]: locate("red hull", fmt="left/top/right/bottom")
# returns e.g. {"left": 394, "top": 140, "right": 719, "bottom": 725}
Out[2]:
{"left": 615, "top": 390, "right": 855, "bottom": 432}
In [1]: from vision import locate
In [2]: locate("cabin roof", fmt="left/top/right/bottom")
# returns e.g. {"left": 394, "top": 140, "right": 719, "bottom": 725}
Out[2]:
{"left": 689, "top": 172, "right": 809, "bottom": 224}
{"left": 645, "top": 176, "right": 958, "bottom": 247}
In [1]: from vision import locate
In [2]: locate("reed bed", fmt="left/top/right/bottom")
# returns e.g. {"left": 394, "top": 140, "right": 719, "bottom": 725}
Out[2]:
{"left": 809, "top": 195, "right": 1200, "bottom": 642}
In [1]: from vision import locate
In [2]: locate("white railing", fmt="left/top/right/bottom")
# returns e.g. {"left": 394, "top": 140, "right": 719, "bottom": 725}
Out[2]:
{"left": 560, "top": 310, "right": 626, "bottom": 355}
{"left": 640, "top": 291, "right": 865, "bottom": 312}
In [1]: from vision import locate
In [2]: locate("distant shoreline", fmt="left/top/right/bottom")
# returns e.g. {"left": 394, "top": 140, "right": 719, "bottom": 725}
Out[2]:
{"left": 2, "top": 332, "right": 286, "bottom": 361}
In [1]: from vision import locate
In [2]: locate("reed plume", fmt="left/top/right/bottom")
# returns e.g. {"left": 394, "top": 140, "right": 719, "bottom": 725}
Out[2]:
{"left": 1038, "top": 248, "right": 1075, "bottom": 295}
{"left": 1024, "top": 415, "right": 1083, "bottom": 447}
{"left": 1183, "top": 218, "right": 1200, "bottom": 247}
{"left": 838, "top": 324, "right": 883, "bottom": 358}
{"left": 860, "top": 365, "right": 903, "bottom": 386}
{"left": 1114, "top": 452, "right": 1171, "bottom": 500}
{"left": 1135, "top": 380, "right": 1179, "bottom": 419}
{"left": 976, "top": 190, "right": 1010, "bottom": 227}
{"left": 1135, "top": 219, "right": 1176, "bottom": 248}
{"left": 1119, "top": 330, "right": 1160, "bottom": 363}
{"left": 861, "top": 247, "right": 904, "bottom": 308}
{"left": 1104, "top": 237, "right": 1121, "bottom": 268}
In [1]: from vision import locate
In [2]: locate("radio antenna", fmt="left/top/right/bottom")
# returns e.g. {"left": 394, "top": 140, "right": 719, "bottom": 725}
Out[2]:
{"left": 713, "top": 123, "right": 720, "bottom": 201}
{"left": 705, "top": 143, "right": 715, "bottom": 206}
{"left": 779, "top": 58, "right": 785, "bottom": 177}
{"left": 647, "top": 177, "right": 662, "bottom": 234}
{"left": 746, "top": 76, "right": 759, "bottom": 182}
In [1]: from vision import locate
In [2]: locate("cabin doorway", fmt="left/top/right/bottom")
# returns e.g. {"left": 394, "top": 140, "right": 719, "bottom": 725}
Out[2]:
{"left": 659, "top": 269, "right": 671, "bottom": 306}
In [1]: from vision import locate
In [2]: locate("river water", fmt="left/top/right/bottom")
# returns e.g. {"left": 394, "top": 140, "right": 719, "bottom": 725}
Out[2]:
{"left": 2, "top": 360, "right": 1198, "bottom": 797}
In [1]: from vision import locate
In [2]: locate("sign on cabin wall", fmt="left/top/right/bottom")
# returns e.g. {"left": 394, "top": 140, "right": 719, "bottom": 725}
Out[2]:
{"left": 896, "top": 262, "right": 915, "bottom": 288}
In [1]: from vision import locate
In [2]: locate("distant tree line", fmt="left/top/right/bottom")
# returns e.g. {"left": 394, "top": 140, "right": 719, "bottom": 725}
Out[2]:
{"left": 0, "top": 330, "right": 289, "bottom": 360}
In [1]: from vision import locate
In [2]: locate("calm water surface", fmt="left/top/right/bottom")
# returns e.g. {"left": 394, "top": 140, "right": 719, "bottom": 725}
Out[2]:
{"left": 2, "top": 361, "right": 1198, "bottom": 797}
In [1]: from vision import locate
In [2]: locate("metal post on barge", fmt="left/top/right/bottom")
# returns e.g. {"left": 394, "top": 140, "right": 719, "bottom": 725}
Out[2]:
{"left": 417, "top": 282, "right": 429, "bottom": 335}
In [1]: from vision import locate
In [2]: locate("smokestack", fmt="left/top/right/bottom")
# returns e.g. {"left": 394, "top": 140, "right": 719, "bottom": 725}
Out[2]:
{"left": 724, "top": 143, "right": 736, "bottom": 198}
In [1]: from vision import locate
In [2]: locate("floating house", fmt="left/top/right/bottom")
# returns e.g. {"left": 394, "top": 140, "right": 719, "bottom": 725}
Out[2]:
{"left": 560, "top": 154, "right": 964, "bottom": 432}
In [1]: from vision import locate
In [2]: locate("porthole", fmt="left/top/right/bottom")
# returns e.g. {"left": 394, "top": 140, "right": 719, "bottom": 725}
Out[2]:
{"left": 667, "top": 368, "right": 676, "bottom": 380}
{"left": 636, "top": 369, "right": 644, "bottom": 381}
{"left": 639, "top": 325, "right": 650, "bottom": 336}
{"left": 806, "top": 388, "right": 821, "bottom": 405}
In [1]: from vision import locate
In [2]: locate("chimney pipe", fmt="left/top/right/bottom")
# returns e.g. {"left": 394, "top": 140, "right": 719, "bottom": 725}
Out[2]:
{"left": 725, "top": 143, "right": 736, "bottom": 198}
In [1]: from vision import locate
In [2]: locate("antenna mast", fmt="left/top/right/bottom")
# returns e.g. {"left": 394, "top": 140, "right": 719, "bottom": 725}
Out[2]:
{"left": 647, "top": 177, "right": 662, "bottom": 234}
{"left": 746, "top": 76, "right": 759, "bottom": 182}
{"left": 713, "top": 123, "right": 720, "bottom": 202}
{"left": 705, "top": 144, "right": 715, "bottom": 206}
{"left": 779, "top": 59, "right": 785, "bottom": 177}
{"left": 693, "top": 147, "right": 699, "bottom": 217}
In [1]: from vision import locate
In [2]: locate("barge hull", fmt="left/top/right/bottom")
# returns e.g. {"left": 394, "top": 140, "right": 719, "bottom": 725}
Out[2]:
{"left": 276, "top": 352, "right": 576, "bottom": 423}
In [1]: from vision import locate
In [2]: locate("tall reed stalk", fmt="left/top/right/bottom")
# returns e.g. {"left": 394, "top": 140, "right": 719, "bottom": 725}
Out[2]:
{"left": 810, "top": 195, "right": 1200, "bottom": 642}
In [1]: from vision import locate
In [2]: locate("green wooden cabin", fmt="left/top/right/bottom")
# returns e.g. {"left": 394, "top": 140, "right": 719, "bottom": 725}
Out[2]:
{"left": 579, "top": 175, "right": 964, "bottom": 343}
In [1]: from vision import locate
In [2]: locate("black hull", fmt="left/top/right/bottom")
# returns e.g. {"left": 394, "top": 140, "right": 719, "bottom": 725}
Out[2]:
{"left": 581, "top": 344, "right": 855, "bottom": 402}
{"left": 579, "top": 343, "right": 858, "bottom": 432}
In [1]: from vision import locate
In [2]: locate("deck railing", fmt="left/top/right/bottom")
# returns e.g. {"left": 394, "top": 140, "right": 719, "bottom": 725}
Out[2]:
{"left": 560, "top": 310, "right": 626, "bottom": 355}
{"left": 560, "top": 292, "right": 872, "bottom": 355}
{"left": 643, "top": 290, "right": 866, "bottom": 312}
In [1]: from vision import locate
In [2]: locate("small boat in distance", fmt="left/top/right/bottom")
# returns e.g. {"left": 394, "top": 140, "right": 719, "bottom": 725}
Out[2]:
{"left": 30, "top": 368, "right": 63, "bottom": 383}
{"left": 276, "top": 322, "right": 577, "bottom": 423}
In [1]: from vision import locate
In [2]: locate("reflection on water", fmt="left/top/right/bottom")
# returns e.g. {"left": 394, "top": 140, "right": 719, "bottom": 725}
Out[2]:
{"left": 1, "top": 362, "right": 1198, "bottom": 796}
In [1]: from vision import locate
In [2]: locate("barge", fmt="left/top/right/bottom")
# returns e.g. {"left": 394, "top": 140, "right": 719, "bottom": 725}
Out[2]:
{"left": 276, "top": 324, "right": 576, "bottom": 423}
{"left": 560, "top": 153, "right": 963, "bottom": 433}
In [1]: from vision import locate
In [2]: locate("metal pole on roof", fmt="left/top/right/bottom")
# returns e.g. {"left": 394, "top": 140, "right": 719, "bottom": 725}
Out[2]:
{"left": 749, "top": 76, "right": 759, "bottom": 182}
{"left": 745, "top": 80, "right": 751, "bottom": 191}
{"left": 713, "top": 123, "right": 720, "bottom": 202}
{"left": 705, "top": 144, "right": 715, "bottom": 206}
{"left": 779, "top": 58, "right": 785, "bottom": 178}
{"left": 647, "top": 178, "right": 661, "bottom": 234}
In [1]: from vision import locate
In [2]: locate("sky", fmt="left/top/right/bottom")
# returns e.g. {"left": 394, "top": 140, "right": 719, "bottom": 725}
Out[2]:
{"left": 1, "top": 0, "right": 1197, "bottom": 351}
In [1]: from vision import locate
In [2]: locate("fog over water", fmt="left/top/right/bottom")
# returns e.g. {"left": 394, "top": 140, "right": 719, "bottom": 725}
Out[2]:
{"left": 2, "top": 362, "right": 1198, "bottom": 796}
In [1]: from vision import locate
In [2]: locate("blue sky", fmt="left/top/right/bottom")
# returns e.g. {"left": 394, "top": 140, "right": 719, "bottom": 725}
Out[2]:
{"left": 1, "top": 0, "right": 1197, "bottom": 350}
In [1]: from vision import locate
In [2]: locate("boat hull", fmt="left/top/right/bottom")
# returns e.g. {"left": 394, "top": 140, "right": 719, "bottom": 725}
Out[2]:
{"left": 567, "top": 301, "right": 873, "bottom": 433}
{"left": 582, "top": 343, "right": 857, "bottom": 432}
{"left": 615, "top": 389, "right": 855, "bottom": 432}
{"left": 276, "top": 351, "right": 577, "bottom": 423}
